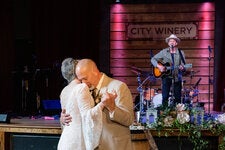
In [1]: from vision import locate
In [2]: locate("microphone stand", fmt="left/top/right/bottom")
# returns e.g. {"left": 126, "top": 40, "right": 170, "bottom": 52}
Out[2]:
{"left": 136, "top": 73, "right": 154, "bottom": 123}
{"left": 208, "top": 46, "right": 212, "bottom": 113}
{"left": 170, "top": 65, "right": 175, "bottom": 106}
{"left": 193, "top": 78, "right": 202, "bottom": 104}
{"left": 137, "top": 73, "right": 144, "bottom": 114}
{"left": 136, "top": 73, "right": 145, "bottom": 123}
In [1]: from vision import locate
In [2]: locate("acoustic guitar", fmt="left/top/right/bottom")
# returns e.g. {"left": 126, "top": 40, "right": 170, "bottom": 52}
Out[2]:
{"left": 153, "top": 62, "right": 192, "bottom": 78}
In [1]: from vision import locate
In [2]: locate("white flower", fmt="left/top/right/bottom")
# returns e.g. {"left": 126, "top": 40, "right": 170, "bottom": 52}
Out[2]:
{"left": 177, "top": 111, "right": 190, "bottom": 124}
{"left": 176, "top": 103, "right": 185, "bottom": 112}
{"left": 164, "top": 116, "right": 174, "bottom": 127}
{"left": 217, "top": 113, "right": 225, "bottom": 124}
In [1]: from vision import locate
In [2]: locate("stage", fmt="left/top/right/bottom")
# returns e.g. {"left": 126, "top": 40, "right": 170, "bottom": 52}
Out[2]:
{"left": 0, "top": 117, "right": 224, "bottom": 150}
{"left": 0, "top": 117, "right": 61, "bottom": 150}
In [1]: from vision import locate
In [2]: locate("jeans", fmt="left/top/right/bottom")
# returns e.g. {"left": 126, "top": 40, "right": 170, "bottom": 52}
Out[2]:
{"left": 162, "top": 77, "right": 182, "bottom": 106}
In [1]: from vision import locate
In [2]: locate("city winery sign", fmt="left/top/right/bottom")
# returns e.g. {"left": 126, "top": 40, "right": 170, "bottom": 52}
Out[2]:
{"left": 126, "top": 23, "right": 198, "bottom": 40}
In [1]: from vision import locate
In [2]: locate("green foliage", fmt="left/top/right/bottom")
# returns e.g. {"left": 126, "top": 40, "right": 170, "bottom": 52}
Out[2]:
{"left": 146, "top": 105, "right": 225, "bottom": 149}
{"left": 188, "top": 126, "right": 208, "bottom": 150}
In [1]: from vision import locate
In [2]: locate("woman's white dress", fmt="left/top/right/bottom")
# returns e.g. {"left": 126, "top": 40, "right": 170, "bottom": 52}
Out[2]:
{"left": 57, "top": 81, "right": 103, "bottom": 150}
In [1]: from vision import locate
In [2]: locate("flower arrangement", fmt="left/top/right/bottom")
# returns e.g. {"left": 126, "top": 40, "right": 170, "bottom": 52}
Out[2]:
{"left": 145, "top": 103, "right": 225, "bottom": 150}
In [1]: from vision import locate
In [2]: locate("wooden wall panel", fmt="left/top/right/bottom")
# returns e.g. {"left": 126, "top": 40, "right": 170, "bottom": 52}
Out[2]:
{"left": 110, "top": 3, "right": 215, "bottom": 112}
{"left": 110, "top": 31, "right": 215, "bottom": 40}
{"left": 110, "top": 41, "right": 215, "bottom": 49}
{"left": 110, "top": 21, "right": 215, "bottom": 31}
{"left": 110, "top": 13, "right": 215, "bottom": 22}
{"left": 110, "top": 4, "right": 215, "bottom": 13}
{"left": 111, "top": 50, "right": 214, "bottom": 59}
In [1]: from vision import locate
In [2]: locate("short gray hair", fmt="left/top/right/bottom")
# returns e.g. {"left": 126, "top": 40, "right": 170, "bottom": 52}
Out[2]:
{"left": 61, "top": 58, "right": 79, "bottom": 83}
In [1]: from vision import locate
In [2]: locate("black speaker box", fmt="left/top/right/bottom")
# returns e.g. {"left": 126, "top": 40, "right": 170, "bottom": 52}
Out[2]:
{"left": 11, "top": 134, "right": 60, "bottom": 150}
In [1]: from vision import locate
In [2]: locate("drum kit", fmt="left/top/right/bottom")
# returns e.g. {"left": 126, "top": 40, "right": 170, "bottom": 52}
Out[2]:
{"left": 131, "top": 66, "right": 201, "bottom": 112}
{"left": 181, "top": 71, "right": 201, "bottom": 104}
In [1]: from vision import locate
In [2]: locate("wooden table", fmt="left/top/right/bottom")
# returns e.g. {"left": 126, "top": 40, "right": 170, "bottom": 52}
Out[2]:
{"left": 131, "top": 128, "right": 225, "bottom": 150}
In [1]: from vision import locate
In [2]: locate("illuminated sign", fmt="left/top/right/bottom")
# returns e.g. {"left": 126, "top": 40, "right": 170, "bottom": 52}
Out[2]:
{"left": 126, "top": 23, "right": 198, "bottom": 40}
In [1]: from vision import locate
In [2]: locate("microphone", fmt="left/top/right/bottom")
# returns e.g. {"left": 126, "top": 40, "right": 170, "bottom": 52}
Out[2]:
{"left": 170, "top": 45, "right": 174, "bottom": 49}
{"left": 137, "top": 73, "right": 142, "bottom": 86}
{"left": 208, "top": 45, "right": 212, "bottom": 53}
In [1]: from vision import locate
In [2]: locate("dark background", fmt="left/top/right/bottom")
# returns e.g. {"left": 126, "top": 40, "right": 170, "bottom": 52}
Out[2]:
{"left": 0, "top": 0, "right": 224, "bottom": 115}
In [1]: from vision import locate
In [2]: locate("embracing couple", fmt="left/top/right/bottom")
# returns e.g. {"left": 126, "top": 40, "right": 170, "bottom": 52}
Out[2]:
{"left": 58, "top": 58, "right": 134, "bottom": 150}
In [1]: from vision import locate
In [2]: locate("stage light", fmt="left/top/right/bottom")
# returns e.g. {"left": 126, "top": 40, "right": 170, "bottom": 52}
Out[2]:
{"left": 115, "top": 0, "right": 120, "bottom": 3}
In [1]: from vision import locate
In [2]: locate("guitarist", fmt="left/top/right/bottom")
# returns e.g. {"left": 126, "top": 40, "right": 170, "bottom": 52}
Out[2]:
{"left": 151, "top": 34, "right": 186, "bottom": 107}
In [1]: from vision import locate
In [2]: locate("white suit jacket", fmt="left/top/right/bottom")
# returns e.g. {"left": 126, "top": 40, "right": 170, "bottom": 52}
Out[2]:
{"left": 98, "top": 74, "right": 134, "bottom": 150}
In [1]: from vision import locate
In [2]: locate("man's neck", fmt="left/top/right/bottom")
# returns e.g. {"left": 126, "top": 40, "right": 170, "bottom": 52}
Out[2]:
{"left": 96, "top": 73, "right": 104, "bottom": 90}
{"left": 170, "top": 48, "right": 176, "bottom": 54}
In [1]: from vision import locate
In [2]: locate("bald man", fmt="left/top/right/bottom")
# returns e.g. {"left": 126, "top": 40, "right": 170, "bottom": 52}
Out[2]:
{"left": 60, "top": 59, "right": 134, "bottom": 150}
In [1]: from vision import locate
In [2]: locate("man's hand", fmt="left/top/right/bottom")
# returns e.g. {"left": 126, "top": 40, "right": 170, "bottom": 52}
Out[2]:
{"left": 60, "top": 109, "right": 72, "bottom": 126}
{"left": 157, "top": 64, "right": 166, "bottom": 72}
{"left": 101, "top": 91, "right": 117, "bottom": 112}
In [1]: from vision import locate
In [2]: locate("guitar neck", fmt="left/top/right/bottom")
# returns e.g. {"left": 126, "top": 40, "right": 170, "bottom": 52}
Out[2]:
{"left": 166, "top": 64, "right": 192, "bottom": 70}
{"left": 166, "top": 65, "right": 178, "bottom": 70}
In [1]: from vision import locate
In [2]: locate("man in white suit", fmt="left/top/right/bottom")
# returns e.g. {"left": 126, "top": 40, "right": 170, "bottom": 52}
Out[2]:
{"left": 60, "top": 59, "right": 134, "bottom": 150}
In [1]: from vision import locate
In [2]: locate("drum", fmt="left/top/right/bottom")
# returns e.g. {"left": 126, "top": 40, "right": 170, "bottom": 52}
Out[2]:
{"left": 152, "top": 93, "right": 162, "bottom": 108}
{"left": 144, "top": 88, "right": 155, "bottom": 101}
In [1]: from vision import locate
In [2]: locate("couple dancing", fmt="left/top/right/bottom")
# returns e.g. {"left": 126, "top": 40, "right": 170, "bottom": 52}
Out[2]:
{"left": 58, "top": 58, "right": 134, "bottom": 150}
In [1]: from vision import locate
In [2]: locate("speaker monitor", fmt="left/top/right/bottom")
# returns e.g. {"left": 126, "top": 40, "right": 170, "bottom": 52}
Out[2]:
{"left": 11, "top": 134, "right": 60, "bottom": 150}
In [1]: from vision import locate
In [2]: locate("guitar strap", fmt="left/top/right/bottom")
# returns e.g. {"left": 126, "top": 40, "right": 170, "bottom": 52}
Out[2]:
{"left": 178, "top": 49, "right": 186, "bottom": 81}
{"left": 178, "top": 49, "right": 186, "bottom": 65}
